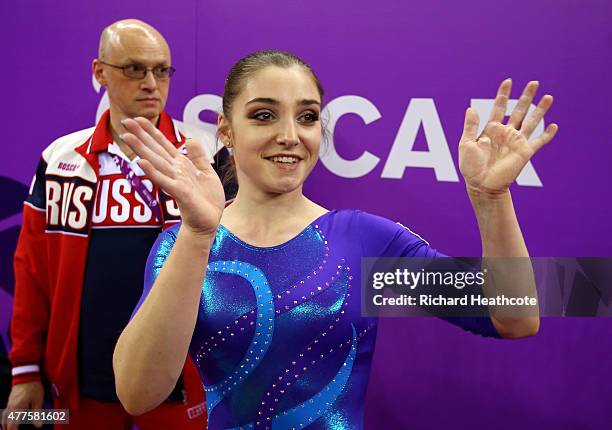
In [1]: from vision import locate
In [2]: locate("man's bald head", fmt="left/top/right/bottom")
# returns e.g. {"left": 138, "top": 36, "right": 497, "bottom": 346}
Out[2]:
{"left": 98, "top": 19, "right": 170, "bottom": 61}
{"left": 93, "top": 19, "right": 172, "bottom": 128}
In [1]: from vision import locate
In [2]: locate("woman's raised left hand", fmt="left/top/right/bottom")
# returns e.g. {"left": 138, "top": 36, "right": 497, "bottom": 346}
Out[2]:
{"left": 459, "top": 79, "right": 558, "bottom": 197}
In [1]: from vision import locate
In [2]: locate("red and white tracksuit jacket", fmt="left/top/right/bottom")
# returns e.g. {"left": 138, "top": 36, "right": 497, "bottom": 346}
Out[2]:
{"left": 10, "top": 110, "right": 205, "bottom": 411}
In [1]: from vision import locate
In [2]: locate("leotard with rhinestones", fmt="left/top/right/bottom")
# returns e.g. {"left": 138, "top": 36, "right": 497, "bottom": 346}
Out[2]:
{"left": 137, "top": 209, "right": 499, "bottom": 429}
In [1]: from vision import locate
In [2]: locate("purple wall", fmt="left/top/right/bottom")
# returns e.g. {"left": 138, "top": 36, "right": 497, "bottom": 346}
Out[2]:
{"left": 2, "top": 1, "right": 611, "bottom": 428}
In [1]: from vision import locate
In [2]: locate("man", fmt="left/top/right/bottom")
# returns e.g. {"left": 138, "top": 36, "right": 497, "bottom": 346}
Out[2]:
{"left": 5, "top": 19, "right": 212, "bottom": 429}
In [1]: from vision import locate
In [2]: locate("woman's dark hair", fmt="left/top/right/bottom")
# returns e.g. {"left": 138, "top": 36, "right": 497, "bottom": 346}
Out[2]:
{"left": 217, "top": 50, "right": 326, "bottom": 195}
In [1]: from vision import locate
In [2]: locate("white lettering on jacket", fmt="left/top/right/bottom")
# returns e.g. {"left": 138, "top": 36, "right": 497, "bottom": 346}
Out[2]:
{"left": 92, "top": 177, "right": 158, "bottom": 225}
{"left": 46, "top": 180, "right": 95, "bottom": 231}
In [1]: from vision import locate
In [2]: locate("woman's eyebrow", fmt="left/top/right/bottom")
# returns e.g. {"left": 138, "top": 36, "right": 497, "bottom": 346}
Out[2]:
{"left": 246, "top": 97, "right": 278, "bottom": 106}
{"left": 299, "top": 99, "right": 321, "bottom": 106}
{"left": 245, "top": 97, "right": 321, "bottom": 106}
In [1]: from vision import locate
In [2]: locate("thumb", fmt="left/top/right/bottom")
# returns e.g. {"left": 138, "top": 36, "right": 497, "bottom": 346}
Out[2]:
{"left": 462, "top": 107, "right": 479, "bottom": 142}
{"left": 185, "top": 138, "right": 213, "bottom": 172}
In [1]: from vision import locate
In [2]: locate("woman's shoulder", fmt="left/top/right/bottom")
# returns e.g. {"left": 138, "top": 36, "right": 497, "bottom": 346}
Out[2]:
{"left": 327, "top": 209, "right": 430, "bottom": 249}
{"left": 329, "top": 209, "right": 413, "bottom": 233}
{"left": 154, "top": 223, "right": 182, "bottom": 250}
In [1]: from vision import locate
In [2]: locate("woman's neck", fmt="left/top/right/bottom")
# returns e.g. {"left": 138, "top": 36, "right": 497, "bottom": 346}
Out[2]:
{"left": 220, "top": 186, "right": 327, "bottom": 247}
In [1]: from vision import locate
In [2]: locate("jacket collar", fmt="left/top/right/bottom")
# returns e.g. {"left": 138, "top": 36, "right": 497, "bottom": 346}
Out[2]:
{"left": 87, "top": 109, "right": 182, "bottom": 154}
{"left": 75, "top": 109, "right": 183, "bottom": 176}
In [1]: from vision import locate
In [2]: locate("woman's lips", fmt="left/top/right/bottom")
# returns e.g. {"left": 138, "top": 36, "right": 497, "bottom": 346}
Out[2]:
{"left": 266, "top": 158, "right": 301, "bottom": 171}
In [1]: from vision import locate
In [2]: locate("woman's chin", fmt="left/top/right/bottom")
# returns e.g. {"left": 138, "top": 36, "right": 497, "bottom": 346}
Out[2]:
{"left": 266, "top": 178, "right": 304, "bottom": 196}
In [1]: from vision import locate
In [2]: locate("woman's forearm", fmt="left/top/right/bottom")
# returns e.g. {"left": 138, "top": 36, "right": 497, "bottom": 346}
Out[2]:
{"left": 113, "top": 227, "right": 213, "bottom": 415}
{"left": 469, "top": 188, "right": 540, "bottom": 338}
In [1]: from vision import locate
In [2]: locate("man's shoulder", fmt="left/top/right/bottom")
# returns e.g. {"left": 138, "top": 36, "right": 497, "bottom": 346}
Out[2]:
{"left": 42, "top": 126, "right": 96, "bottom": 162}
{"left": 39, "top": 126, "right": 98, "bottom": 182}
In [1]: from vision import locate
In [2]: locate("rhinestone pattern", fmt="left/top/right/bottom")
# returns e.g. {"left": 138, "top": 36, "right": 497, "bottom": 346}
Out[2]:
{"left": 202, "top": 261, "right": 275, "bottom": 412}
{"left": 193, "top": 224, "right": 331, "bottom": 359}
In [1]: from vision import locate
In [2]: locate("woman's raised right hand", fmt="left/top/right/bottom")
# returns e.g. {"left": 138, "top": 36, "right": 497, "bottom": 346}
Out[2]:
{"left": 121, "top": 117, "right": 225, "bottom": 239}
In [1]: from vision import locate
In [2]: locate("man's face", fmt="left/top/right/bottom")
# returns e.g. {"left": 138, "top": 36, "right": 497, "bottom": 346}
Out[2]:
{"left": 93, "top": 30, "right": 171, "bottom": 125}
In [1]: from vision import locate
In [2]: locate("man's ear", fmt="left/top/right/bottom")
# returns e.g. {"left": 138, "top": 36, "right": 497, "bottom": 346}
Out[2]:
{"left": 92, "top": 59, "right": 106, "bottom": 86}
{"left": 217, "top": 114, "right": 233, "bottom": 147}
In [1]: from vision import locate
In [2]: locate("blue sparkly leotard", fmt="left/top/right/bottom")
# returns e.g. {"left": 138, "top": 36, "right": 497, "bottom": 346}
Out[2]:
{"left": 138, "top": 209, "right": 499, "bottom": 429}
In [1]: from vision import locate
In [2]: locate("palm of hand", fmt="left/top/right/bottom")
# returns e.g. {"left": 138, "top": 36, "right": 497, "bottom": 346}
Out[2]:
{"left": 120, "top": 118, "right": 225, "bottom": 236}
{"left": 168, "top": 155, "right": 225, "bottom": 236}
{"left": 459, "top": 80, "right": 558, "bottom": 195}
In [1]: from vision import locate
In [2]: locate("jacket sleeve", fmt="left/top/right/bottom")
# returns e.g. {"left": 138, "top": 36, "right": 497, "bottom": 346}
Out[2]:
{"left": 10, "top": 157, "right": 51, "bottom": 385}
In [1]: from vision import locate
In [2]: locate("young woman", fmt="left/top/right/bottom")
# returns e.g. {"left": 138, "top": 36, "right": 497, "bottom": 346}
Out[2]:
{"left": 113, "top": 50, "right": 557, "bottom": 429}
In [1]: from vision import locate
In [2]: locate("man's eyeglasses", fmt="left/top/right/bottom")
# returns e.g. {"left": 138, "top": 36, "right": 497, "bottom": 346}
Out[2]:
{"left": 98, "top": 60, "right": 176, "bottom": 80}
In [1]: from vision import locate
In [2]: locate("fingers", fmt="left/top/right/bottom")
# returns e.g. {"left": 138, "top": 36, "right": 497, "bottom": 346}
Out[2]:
{"left": 462, "top": 108, "right": 480, "bottom": 142}
{"left": 121, "top": 118, "right": 173, "bottom": 164}
{"left": 481, "top": 121, "right": 505, "bottom": 153}
{"left": 520, "top": 94, "right": 554, "bottom": 139}
{"left": 2, "top": 409, "right": 11, "bottom": 430}
{"left": 6, "top": 416, "right": 17, "bottom": 430}
{"left": 132, "top": 117, "right": 182, "bottom": 159}
{"left": 137, "top": 158, "right": 177, "bottom": 192}
{"left": 488, "top": 79, "right": 512, "bottom": 123}
{"left": 508, "top": 81, "right": 539, "bottom": 129}
{"left": 530, "top": 123, "right": 559, "bottom": 152}
{"left": 185, "top": 138, "right": 214, "bottom": 173}
{"left": 121, "top": 133, "right": 176, "bottom": 178}
{"left": 477, "top": 135, "right": 491, "bottom": 145}
{"left": 4, "top": 390, "right": 22, "bottom": 430}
